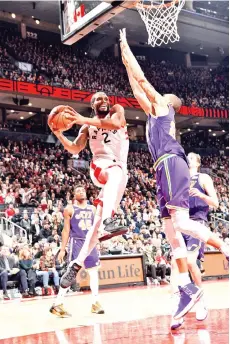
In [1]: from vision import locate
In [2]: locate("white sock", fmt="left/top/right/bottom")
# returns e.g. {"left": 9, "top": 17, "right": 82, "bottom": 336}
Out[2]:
{"left": 170, "top": 259, "right": 180, "bottom": 294}
{"left": 88, "top": 269, "right": 99, "bottom": 304}
{"left": 220, "top": 243, "right": 229, "bottom": 257}
{"left": 178, "top": 272, "right": 191, "bottom": 287}
{"left": 54, "top": 286, "right": 69, "bottom": 306}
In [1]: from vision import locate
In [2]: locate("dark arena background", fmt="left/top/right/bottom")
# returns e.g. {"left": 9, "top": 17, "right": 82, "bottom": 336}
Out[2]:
{"left": 0, "top": 1, "right": 229, "bottom": 343}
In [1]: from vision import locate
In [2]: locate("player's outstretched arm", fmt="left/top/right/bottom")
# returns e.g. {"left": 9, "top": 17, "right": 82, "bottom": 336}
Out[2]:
{"left": 120, "top": 28, "right": 164, "bottom": 106}
{"left": 190, "top": 174, "right": 219, "bottom": 208}
{"left": 64, "top": 104, "right": 126, "bottom": 130}
{"left": 126, "top": 66, "right": 152, "bottom": 116}
{"left": 51, "top": 124, "right": 88, "bottom": 155}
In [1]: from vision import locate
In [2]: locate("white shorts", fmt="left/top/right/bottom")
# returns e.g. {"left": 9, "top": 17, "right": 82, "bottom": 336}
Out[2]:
{"left": 90, "top": 157, "right": 128, "bottom": 211}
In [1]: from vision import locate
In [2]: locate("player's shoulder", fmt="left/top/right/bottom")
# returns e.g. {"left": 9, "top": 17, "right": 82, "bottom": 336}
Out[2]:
{"left": 87, "top": 204, "right": 96, "bottom": 211}
{"left": 64, "top": 204, "right": 74, "bottom": 215}
{"left": 199, "top": 173, "right": 213, "bottom": 185}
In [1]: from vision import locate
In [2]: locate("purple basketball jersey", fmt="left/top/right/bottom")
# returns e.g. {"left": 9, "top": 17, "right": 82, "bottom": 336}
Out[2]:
{"left": 146, "top": 105, "right": 187, "bottom": 165}
{"left": 189, "top": 174, "right": 209, "bottom": 222}
{"left": 70, "top": 205, "right": 95, "bottom": 239}
{"left": 68, "top": 204, "right": 100, "bottom": 269}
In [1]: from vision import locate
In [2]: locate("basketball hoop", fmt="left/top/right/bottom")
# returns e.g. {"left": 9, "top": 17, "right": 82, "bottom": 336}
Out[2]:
{"left": 135, "top": 0, "right": 185, "bottom": 47}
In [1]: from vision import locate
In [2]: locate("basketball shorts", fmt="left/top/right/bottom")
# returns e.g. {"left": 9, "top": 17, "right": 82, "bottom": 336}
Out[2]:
{"left": 156, "top": 155, "right": 190, "bottom": 218}
{"left": 68, "top": 237, "right": 100, "bottom": 270}
{"left": 90, "top": 156, "right": 128, "bottom": 210}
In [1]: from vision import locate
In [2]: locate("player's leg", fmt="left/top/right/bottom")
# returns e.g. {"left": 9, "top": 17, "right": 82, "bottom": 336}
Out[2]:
{"left": 88, "top": 268, "right": 104, "bottom": 314}
{"left": 186, "top": 241, "right": 208, "bottom": 321}
{"left": 82, "top": 246, "right": 104, "bottom": 314}
{"left": 158, "top": 174, "right": 203, "bottom": 320}
{"left": 97, "top": 165, "right": 128, "bottom": 241}
{"left": 50, "top": 239, "right": 85, "bottom": 317}
{"left": 163, "top": 218, "right": 201, "bottom": 325}
{"left": 163, "top": 156, "right": 229, "bottom": 258}
{"left": 169, "top": 257, "right": 184, "bottom": 330}
{"left": 170, "top": 209, "right": 229, "bottom": 259}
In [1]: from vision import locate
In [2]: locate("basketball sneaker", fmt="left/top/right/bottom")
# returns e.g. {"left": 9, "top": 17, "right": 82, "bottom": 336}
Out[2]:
{"left": 49, "top": 304, "right": 71, "bottom": 317}
{"left": 91, "top": 301, "right": 105, "bottom": 314}
{"left": 60, "top": 262, "right": 81, "bottom": 289}
{"left": 170, "top": 317, "right": 184, "bottom": 331}
{"left": 171, "top": 292, "right": 184, "bottom": 330}
{"left": 173, "top": 283, "right": 203, "bottom": 320}
{"left": 99, "top": 218, "right": 128, "bottom": 242}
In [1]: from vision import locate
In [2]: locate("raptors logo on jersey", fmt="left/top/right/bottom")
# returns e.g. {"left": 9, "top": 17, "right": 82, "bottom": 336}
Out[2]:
{"left": 88, "top": 117, "right": 129, "bottom": 164}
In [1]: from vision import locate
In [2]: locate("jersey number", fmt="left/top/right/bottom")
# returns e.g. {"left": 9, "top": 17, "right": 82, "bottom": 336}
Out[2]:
{"left": 102, "top": 132, "right": 111, "bottom": 144}
{"left": 79, "top": 219, "right": 92, "bottom": 231}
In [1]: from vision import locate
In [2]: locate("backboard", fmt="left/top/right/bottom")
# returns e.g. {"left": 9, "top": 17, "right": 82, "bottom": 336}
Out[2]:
{"left": 59, "top": 0, "right": 134, "bottom": 45}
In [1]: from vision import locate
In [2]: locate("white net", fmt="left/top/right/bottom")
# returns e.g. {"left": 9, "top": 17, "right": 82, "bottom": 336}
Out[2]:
{"left": 136, "top": 0, "right": 185, "bottom": 47}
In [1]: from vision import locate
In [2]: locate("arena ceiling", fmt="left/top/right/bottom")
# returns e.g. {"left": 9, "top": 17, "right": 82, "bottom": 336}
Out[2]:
{"left": 0, "top": 1, "right": 228, "bottom": 61}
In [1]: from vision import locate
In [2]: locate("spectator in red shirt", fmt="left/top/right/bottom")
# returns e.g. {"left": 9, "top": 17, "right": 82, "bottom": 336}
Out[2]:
{"left": 0, "top": 190, "right": 5, "bottom": 204}
{"left": 5, "top": 203, "right": 15, "bottom": 219}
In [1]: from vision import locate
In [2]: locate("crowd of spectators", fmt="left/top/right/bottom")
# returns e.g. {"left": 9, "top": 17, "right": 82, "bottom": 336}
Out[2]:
{"left": 0, "top": 136, "right": 229, "bottom": 298}
{"left": 0, "top": 27, "right": 228, "bottom": 109}
{"left": 181, "top": 131, "right": 229, "bottom": 150}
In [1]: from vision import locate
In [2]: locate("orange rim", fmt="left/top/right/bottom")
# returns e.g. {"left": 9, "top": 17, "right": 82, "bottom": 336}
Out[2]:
{"left": 136, "top": 0, "right": 180, "bottom": 9}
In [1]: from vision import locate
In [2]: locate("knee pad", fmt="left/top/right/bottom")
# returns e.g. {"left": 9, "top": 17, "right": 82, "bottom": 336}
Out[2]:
{"left": 172, "top": 246, "right": 188, "bottom": 259}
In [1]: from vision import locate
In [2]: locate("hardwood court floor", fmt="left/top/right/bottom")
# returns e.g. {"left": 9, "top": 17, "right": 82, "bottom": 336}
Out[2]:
{"left": 0, "top": 280, "right": 228, "bottom": 344}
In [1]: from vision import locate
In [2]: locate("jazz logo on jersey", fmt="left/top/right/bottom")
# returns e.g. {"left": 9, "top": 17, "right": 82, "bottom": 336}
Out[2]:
{"left": 75, "top": 211, "right": 92, "bottom": 220}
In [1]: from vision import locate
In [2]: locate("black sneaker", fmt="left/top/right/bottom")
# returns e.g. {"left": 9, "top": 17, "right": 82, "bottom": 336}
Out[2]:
{"left": 22, "top": 291, "right": 32, "bottom": 298}
{"left": 60, "top": 263, "right": 81, "bottom": 289}
{"left": 99, "top": 218, "right": 128, "bottom": 242}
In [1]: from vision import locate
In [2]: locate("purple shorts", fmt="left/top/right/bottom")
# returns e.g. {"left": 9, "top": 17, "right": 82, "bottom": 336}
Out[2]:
{"left": 68, "top": 237, "right": 100, "bottom": 269}
{"left": 156, "top": 156, "right": 190, "bottom": 218}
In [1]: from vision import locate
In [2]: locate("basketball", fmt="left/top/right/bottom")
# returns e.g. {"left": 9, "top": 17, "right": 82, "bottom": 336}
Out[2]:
{"left": 48, "top": 111, "right": 74, "bottom": 132}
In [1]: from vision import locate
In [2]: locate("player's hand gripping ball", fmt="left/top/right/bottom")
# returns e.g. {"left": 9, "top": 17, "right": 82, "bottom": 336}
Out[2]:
{"left": 48, "top": 105, "right": 77, "bottom": 132}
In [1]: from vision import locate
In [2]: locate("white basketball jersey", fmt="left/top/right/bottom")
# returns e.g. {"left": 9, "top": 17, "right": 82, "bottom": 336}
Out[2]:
{"left": 88, "top": 118, "right": 129, "bottom": 165}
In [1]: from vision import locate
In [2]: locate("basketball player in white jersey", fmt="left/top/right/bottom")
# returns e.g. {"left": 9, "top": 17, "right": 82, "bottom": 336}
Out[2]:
{"left": 119, "top": 28, "right": 229, "bottom": 322}
{"left": 48, "top": 92, "right": 129, "bottom": 288}
{"left": 170, "top": 152, "right": 218, "bottom": 329}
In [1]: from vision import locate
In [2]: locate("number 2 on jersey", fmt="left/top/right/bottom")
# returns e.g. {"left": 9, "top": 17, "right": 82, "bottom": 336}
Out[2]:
{"left": 102, "top": 132, "right": 111, "bottom": 144}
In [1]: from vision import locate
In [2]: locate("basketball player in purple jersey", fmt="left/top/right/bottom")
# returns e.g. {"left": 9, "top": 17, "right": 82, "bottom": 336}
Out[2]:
{"left": 50, "top": 185, "right": 104, "bottom": 317}
{"left": 119, "top": 28, "right": 229, "bottom": 321}
{"left": 171, "top": 152, "right": 218, "bottom": 329}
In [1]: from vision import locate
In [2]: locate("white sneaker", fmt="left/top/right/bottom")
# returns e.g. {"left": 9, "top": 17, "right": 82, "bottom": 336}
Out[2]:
{"left": 153, "top": 279, "right": 160, "bottom": 285}
{"left": 196, "top": 300, "right": 208, "bottom": 321}
{"left": 170, "top": 316, "right": 184, "bottom": 330}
